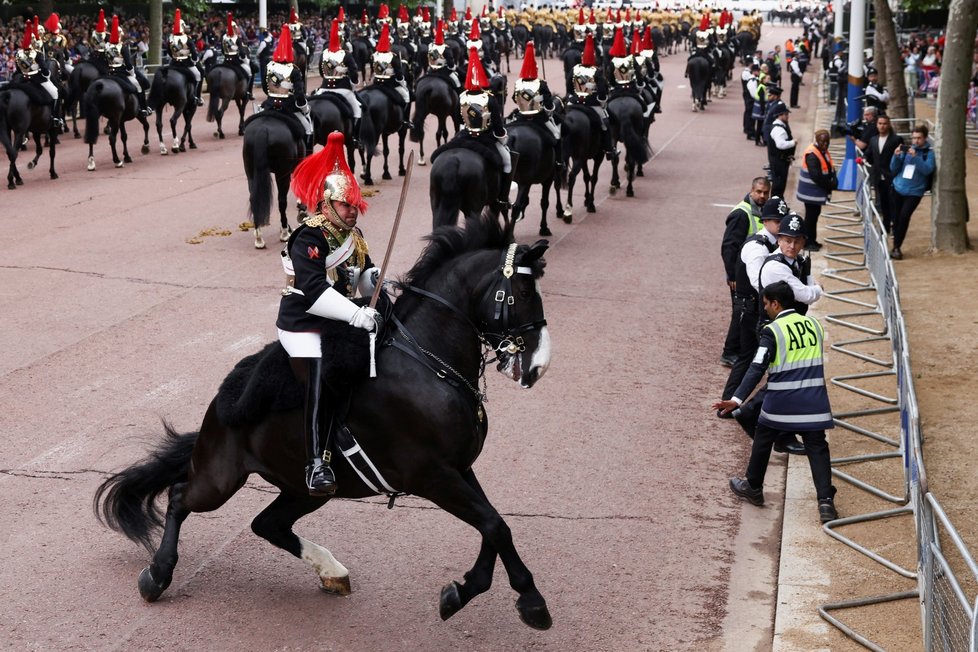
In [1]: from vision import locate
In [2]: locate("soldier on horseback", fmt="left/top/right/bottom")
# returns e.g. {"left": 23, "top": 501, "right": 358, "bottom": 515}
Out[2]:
{"left": 89, "top": 9, "right": 111, "bottom": 74}
{"left": 395, "top": 4, "right": 418, "bottom": 62}
{"left": 690, "top": 13, "right": 715, "bottom": 67}
{"left": 317, "top": 18, "right": 363, "bottom": 143}
{"left": 511, "top": 42, "right": 561, "bottom": 169}
{"left": 263, "top": 24, "right": 315, "bottom": 152}
{"left": 427, "top": 20, "right": 462, "bottom": 92}
{"left": 105, "top": 15, "right": 153, "bottom": 118}
{"left": 222, "top": 13, "right": 255, "bottom": 101}
{"left": 637, "top": 27, "right": 665, "bottom": 115}
{"left": 288, "top": 7, "right": 311, "bottom": 61}
{"left": 370, "top": 24, "right": 412, "bottom": 130}
{"left": 569, "top": 34, "right": 617, "bottom": 161}
{"left": 466, "top": 17, "right": 496, "bottom": 76}
{"left": 606, "top": 28, "right": 652, "bottom": 120}
{"left": 167, "top": 9, "right": 205, "bottom": 107}
{"left": 278, "top": 131, "right": 379, "bottom": 497}
{"left": 12, "top": 19, "right": 64, "bottom": 131}
{"left": 42, "top": 13, "right": 73, "bottom": 77}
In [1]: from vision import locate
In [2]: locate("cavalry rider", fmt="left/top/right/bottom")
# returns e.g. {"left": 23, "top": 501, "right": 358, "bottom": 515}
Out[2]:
{"left": 511, "top": 42, "right": 562, "bottom": 167}
{"left": 222, "top": 13, "right": 255, "bottom": 101}
{"left": 636, "top": 27, "right": 664, "bottom": 115}
{"left": 12, "top": 19, "right": 64, "bottom": 130}
{"left": 278, "top": 131, "right": 380, "bottom": 497}
{"left": 263, "top": 24, "right": 314, "bottom": 152}
{"left": 105, "top": 15, "right": 153, "bottom": 117}
{"left": 167, "top": 9, "right": 205, "bottom": 107}
{"left": 89, "top": 9, "right": 111, "bottom": 75}
{"left": 606, "top": 27, "right": 652, "bottom": 120}
{"left": 446, "top": 7, "right": 461, "bottom": 37}
{"left": 426, "top": 19, "right": 462, "bottom": 91}
{"left": 395, "top": 4, "right": 418, "bottom": 62}
{"left": 317, "top": 18, "right": 363, "bottom": 141}
{"left": 288, "top": 6, "right": 310, "bottom": 61}
{"left": 690, "top": 13, "right": 714, "bottom": 67}
{"left": 569, "top": 34, "right": 617, "bottom": 161}
{"left": 370, "top": 23, "right": 412, "bottom": 130}
{"left": 466, "top": 18, "right": 496, "bottom": 76}
{"left": 42, "top": 13, "right": 73, "bottom": 77}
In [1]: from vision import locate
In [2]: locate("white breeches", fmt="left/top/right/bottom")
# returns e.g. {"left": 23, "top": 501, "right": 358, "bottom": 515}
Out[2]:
{"left": 279, "top": 329, "right": 322, "bottom": 358}
{"left": 127, "top": 71, "right": 139, "bottom": 89}
{"left": 296, "top": 111, "right": 314, "bottom": 135}
{"left": 200, "top": 49, "right": 214, "bottom": 64}
{"left": 40, "top": 79, "right": 59, "bottom": 101}
{"left": 239, "top": 61, "right": 251, "bottom": 78}
{"left": 544, "top": 117, "right": 561, "bottom": 140}
{"left": 395, "top": 80, "right": 410, "bottom": 104}
{"left": 64, "top": 62, "right": 74, "bottom": 74}
{"left": 449, "top": 71, "right": 461, "bottom": 87}
{"left": 188, "top": 65, "right": 201, "bottom": 84}
{"left": 327, "top": 88, "right": 362, "bottom": 119}
{"left": 496, "top": 142, "right": 512, "bottom": 174}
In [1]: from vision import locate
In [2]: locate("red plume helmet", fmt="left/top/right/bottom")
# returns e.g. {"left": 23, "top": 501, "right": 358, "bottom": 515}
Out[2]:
{"left": 482, "top": 4, "right": 489, "bottom": 17}
{"left": 227, "top": 13, "right": 235, "bottom": 37}
{"left": 45, "top": 13, "right": 60, "bottom": 34}
{"left": 376, "top": 24, "right": 392, "bottom": 52}
{"left": 519, "top": 42, "right": 538, "bottom": 80}
{"left": 289, "top": 6, "right": 299, "bottom": 24}
{"left": 464, "top": 47, "right": 489, "bottom": 91}
{"left": 464, "top": 7, "right": 473, "bottom": 21}
{"left": 699, "top": 13, "right": 710, "bottom": 31}
{"left": 642, "top": 27, "right": 654, "bottom": 51}
{"left": 97, "top": 9, "right": 107, "bottom": 33}
{"left": 170, "top": 9, "right": 179, "bottom": 36}
{"left": 577, "top": 8, "right": 585, "bottom": 25}
{"left": 109, "top": 15, "right": 120, "bottom": 45}
{"left": 609, "top": 28, "right": 627, "bottom": 56}
{"left": 329, "top": 19, "right": 341, "bottom": 52}
{"left": 361, "top": 9, "right": 369, "bottom": 24}
{"left": 632, "top": 33, "right": 641, "bottom": 55}
{"left": 450, "top": 7, "right": 458, "bottom": 21}
{"left": 398, "top": 4, "right": 409, "bottom": 23}
{"left": 32, "top": 16, "right": 40, "bottom": 40}
{"left": 589, "top": 8, "right": 596, "bottom": 25}
{"left": 434, "top": 20, "right": 445, "bottom": 45}
{"left": 582, "top": 34, "right": 596, "bottom": 67}
{"left": 378, "top": 4, "right": 390, "bottom": 20}
{"left": 625, "top": 8, "right": 632, "bottom": 22}
{"left": 423, "top": 7, "right": 431, "bottom": 22}
{"left": 338, "top": 7, "right": 346, "bottom": 23}
{"left": 21, "top": 21, "right": 33, "bottom": 50}
{"left": 468, "top": 19, "right": 480, "bottom": 41}
{"left": 272, "top": 24, "right": 294, "bottom": 63}
{"left": 292, "top": 131, "right": 367, "bottom": 214}
{"left": 605, "top": 8, "right": 614, "bottom": 23}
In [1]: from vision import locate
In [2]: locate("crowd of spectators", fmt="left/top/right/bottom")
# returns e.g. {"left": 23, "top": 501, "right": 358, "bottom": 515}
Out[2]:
{"left": 901, "top": 31, "right": 944, "bottom": 98}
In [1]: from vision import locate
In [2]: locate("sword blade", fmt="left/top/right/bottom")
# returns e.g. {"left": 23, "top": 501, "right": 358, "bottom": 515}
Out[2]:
{"left": 369, "top": 149, "right": 415, "bottom": 309}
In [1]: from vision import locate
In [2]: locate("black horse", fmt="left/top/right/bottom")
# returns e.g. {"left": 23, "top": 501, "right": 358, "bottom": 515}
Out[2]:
{"left": 410, "top": 73, "right": 460, "bottom": 166}
{"left": 148, "top": 68, "right": 197, "bottom": 156}
{"left": 67, "top": 60, "right": 100, "bottom": 138}
{"left": 607, "top": 94, "right": 651, "bottom": 198}
{"left": 429, "top": 146, "right": 504, "bottom": 229}
{"left": 0, "top": 87, "right": 58, "bottom": 188}
{"left": 82, "top": 77, "right": 151, "bottom": 171}
{"left": 307, "top": 93, "right": 357, "bottom": 169}
{"left": 93, "top": 217, "right": 553, "bottom": 630}
{"left": 241, "top": 114, "right": 306, "bottom": 249}
{"left": 205, "top": 65, "right": 249, "bottom": 140}
{"left": 507, "top": 120, "right": 564, "bottom": 236}
{"left": 358, "top": 85, "right": 408, "bottom": 185}
{"left": 561, "top": 104, "right": 604, "bottom": 218}
{"left": 685, "top": 56, "right": 712, "bottom": 112}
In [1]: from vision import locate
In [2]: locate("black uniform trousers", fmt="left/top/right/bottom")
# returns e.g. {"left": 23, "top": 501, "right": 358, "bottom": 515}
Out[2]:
{"left": 873, "top": 179, "right": 897, "bottom": 233}
{"left": 747, "top": 424, "right": 835, "bottom": 500}
{"left": 769, "top": 158, "right": 790, "bottom": 198}
{"left": 743, "top": 96, "right": 754, "bottom": 137}
{"left": 789, "top": 73, "right": 801, "bottom": 107}
{"left": 722, "top": 295, "right": 759, "bottom": 400}
{"left": 723, "top": 289, "right": 741, "bottom": 359}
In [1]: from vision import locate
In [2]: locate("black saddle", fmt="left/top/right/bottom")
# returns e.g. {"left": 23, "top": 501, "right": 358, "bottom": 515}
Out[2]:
{"left": 4, "top": 80, "right": 53, "bottom": 106}
{"left": 566, "top": 102, "right": 601, "bottom": 131}
{"left": 243, "top": 108, "right": 306, "bottom": 144}
{"left": 164, "top": 64, "right": 197, "bottom": 88}
{"left": 370, "top": 81, "right": 408, "bottom": 109}
{"left": 100, "top": 73, "right": 138, "bottom": 95}
{"left": 310, "top": 90, "right": 354, "bottom": 120}
{"left": 215, "top": 61, "right": 249, "bottom": 83}
{"left": 430, "top": 131, "right": 502, "bottom": 167}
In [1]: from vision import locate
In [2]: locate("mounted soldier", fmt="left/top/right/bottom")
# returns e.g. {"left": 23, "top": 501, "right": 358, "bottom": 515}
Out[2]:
{"left": 569, "top": 34, "right": 616, "bottom": 161}
{"left": 690, "top": 13, "right": 715, "bottom": 67}
{"left": 105, "top": 14, "right": 153, "bottom": 117}
{"left": 637, "top": 26, "right": 664, "bottom": 115}
{"left": 370, "top": 23, "right": 412, "bottom": 130}
{"left": 262, "top": 24, "right": 314, "bottom": 152}
{"left": 606, "top": 27, "right": 652, "bottom": 120}
{"left": 89, "top": 9, "right": 111, "bottom": 75}
{"left": 395, "top": 4, "right": 419, "bottom": 63}
{"left": 426, "top": 19, "right": 462, "bottom": 92}
{"left": 167, "top": 9, "right": 205, "bottom": 107}
{"left": 465, "top": 17, "right": 496, "bottom": 76}
{"left": 42, "top": 13, "right": 73, "bottom": 77}
{"left": 11, "top": 19, "right": 64, "bottom": 131}
{"left": 221, "top": 12, "right": 254, "bottom": 101}
{"left": 317, "top": 18, "right": 363, "bottom": 141}
{"left": 510, "top": 42, "right": 561, "bottom": 168}
{"left": 287, "top": 6, "right": 310, "bottom": 62}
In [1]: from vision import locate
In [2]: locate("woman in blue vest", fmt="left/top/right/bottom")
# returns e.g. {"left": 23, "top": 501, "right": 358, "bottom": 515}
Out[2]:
{"left": 795, "top": 129, "right": 837, "bottom": 251}
{"left": 714, "top": 280, "right": 838, "bottom": 524}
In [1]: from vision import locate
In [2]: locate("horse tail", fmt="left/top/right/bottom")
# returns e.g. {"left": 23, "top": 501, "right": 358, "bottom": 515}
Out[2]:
{"left": 147, "top": 69, "right": 164, "bottom": 112}
{"left": 247, "top": 126, "right": 273, "bottom": 228}
{"left": 358, "top": 92, "right": 379, "bottom": 155}
{"left": 83, "top": 81, "right": 103, "bottom": 145}
{"left": 206, "top": 74, "right": 220, "bottom": 123}
{"left": 409, "top": 82, "right": 426, "bottom": 143}
{"left": 620, "top": 108, "right": 650, "bottom": 165}
{"left": 93, "top": 424, "right": 199, "bottom": 551}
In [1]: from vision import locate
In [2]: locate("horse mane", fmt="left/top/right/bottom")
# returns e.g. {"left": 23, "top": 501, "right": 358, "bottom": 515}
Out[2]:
{"left": 400, "top": 214, "right": 510, "bottom": 289}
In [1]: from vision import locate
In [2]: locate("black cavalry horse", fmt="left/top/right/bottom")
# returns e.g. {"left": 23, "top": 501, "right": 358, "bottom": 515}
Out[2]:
{"left": 241, "top": 113, "right": 306, "bottom": 249}
{"left": 358, "top": 85, "right": 408, "bottom": 185}
{"left": 94, "top": 217, "right": 553, "bottom": 630}
{"left": 561, "top": 104, "right": 604, "bottom": 218}
{"left": 606, "top": 94, "right": 651, "bottom": 198}
{"left": 307, "top": 92, "right": 357, "bottom": 170}
{"left": 148, "top": 68, "right": 197, "bottom": 155}
{"left": 0, "top": 86, "right": 58, "bottom": 188}
{"left": 507, "top": 120, "right": 564, "bottom": 236}
{"left": 67, "top": 60, "right": 100, "bottom": 138}
{"left": 685, "top": 55, "right": 712, "bottom": 112}
{"left": 205, "top": 64, "right": 249, "bottom": 139}
{"left": 82, "top": 77, "right": 151, "bottom": 171}
{"left": 410, "top": 73, "right": 460, "bottom": 166}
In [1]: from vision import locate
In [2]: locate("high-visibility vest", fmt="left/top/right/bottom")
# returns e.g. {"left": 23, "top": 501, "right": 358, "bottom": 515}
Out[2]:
{"left": 734, "top": 200, "right": 764, "bottom": 237}
{"left": 759, "top": 311, "right": 834, "bottom": 431}
{"left": 796, "top": 144, "right": 833, "bottom": 205}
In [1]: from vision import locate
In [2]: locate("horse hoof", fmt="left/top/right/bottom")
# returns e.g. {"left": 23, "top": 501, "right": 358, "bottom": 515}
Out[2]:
{"left": 178, "top": 145, "right": 186, "bottom": 153}
{"left": 27, "top": 161, "right": 36, "bottom": 170}
{"left": 516, "top": 597, "right": 553, "bottom": 630}
{"left": 540, "top": 226, "right": 552, "bottom": 237}
{"left": 586, "top": 204, "right": 596, "bottom": 213}
{"left": 362, "top": 178, "right": 373, "bottom": 186}
{"left": 115, "top": 161, "right": 125, "bottom": 168}
{"left": 417, "top": 157, "right": 426, "bottom": 166}
{"left": 254, "top": 239, "right": 266, "bottom": 250}
{"left": 608, "top": 185, "right": 617, "bottom": 196}
{"left": 319, "top": 575, "right": 352, "bottom": 596}
{"left": 214, "top": 131, "right": 220, "bottom": 138}
{"left": 439, "top": 581, "right": 464, "bottom": 621}
{"left": 87, "top": 157, "right": 96, "bottom": 172}
{"left": 626, "top": 188, "right": 635, "bottom": 198}
{"left": 279, "top": 227, "right": 292, "bottom": 242}
{"left": 137, "top": 566, "right": 169, "bottom": 603}
{"left": 637, "top": 168, "right": 644, "bottom": 177}
{"left": 73, "top": 132, "right": 80, "bottom": 139}
{"left": 50, "top": 172, "right": 58, "bottom": 180}
{"left": 189, "top": 143, "right": 197, "bottom": 150}
{"left": 160, "top": 146, "right": 168, "bottom": 155}
{"left": 140, "top": 145, "right": 149, "bottom": 155}
{"left": 398, "top": 168, "right": 406, "bottom": 176}
{"left": 382, "top": 172, "right": 392, "bottom": 180}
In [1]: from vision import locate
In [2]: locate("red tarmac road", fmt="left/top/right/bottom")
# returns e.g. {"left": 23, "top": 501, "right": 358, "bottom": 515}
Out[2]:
{"left": 0, "top": 27, "right": 794, "bottom": 650}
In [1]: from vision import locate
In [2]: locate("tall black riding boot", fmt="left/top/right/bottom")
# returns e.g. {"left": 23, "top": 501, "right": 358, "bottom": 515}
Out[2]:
{"left": 352, "top": 117, "right": 362, "bottom": 147}
{"left": 137, "top": 90, "right": 153, "bottom": 117}
{"left": 194, "top": 77, "right": 204, "bottom": 106}
{"left": 294, "top": 357, "right": 337, "bottom": 497}
{"left": 601, "top": 120, "right": 618, "bottom": 161}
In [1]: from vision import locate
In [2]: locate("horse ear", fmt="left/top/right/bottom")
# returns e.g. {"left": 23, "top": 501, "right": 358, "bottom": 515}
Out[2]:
{"left": 521, "top": 240, "right": 549, "bottom": 265}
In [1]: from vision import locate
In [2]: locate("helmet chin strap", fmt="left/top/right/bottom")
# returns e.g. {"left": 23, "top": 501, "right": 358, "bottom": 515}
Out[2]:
{"left": 323, "top": 200, "right": 351, "bottom": 232}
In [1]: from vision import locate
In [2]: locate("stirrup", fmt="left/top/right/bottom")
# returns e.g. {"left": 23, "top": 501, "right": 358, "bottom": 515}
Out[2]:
{"left": 306, "top": 460, "right": 337, "bottom": 497}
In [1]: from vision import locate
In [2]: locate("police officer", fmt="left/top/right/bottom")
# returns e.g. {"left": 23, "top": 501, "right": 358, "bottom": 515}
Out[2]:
{"left": 741, "top": 61, "right": 758, "bottom": 140}
{"left": 787, "top": 50, "right": 803, "bottom": 108}
{"left": 278, "top": 131, "right": 380, "bottom": 496}
{"left": 317, "top": 18, "right": 362, "bottom": 140}
{"left": 795, "top": 129, "right": 837, "bottom": 250}
{"left": 759, "top": 212, "right": 823, "bottom": 314}
{"left": 759, "top": 85, "right": 783, "bottom": 145}
{"left": 767, "top": 102, "right": 796, "bottom": 198}
{"left": 715, "top": 280, "right": 838, "bottom": 524}
{"left": 862, "top": 66, "right": 889, "bottom": 112}
{"left": 263, "top": 24, "right": 314, "bottom": 151}
{"left": 222, "top": 13, "right": 254, "bottom": 101}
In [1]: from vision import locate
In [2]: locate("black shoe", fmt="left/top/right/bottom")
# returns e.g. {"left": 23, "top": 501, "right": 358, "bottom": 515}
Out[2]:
{"left": 807, "top": 241, "right": 822, "bottom": 252}
{"left": 773, "top": 438, "right": 807, "bottom": 455}
{"left": 720, "top": 354, "right": 737, "bottom": 367}
{"left": 891, "top": 247, "right": 903, "bottom": 260}
{"left": 306, "top": 460, "right": 338, "bottom": 497}
{"left": 729, "top": 477, "right": 764, "bottom": 506}
{"left": 140, "top": 108, "right": 153, "bottom": 117}
{"left": 716, "top": 408, "right": 734, "bottom": 420}
{"left": 818, "top": 498, "right": 838, "bottom": 523}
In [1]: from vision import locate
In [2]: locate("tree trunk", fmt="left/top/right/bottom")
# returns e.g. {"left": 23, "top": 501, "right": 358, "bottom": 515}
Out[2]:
{"left": 873, "top": 0, "right": 908, "bottom": 123}
{"left": 931, "top": 0, "right": 977, "bottom": 253}
{"left": 149, "top": 0, "right": 162, "bottom": 67}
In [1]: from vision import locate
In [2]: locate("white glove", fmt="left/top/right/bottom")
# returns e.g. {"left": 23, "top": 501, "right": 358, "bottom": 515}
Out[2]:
{"left": 349, "top": 306, "right": 380, "bottom": 331}
{"left": 357, "top": 267, "right": 380, "bottom": 297}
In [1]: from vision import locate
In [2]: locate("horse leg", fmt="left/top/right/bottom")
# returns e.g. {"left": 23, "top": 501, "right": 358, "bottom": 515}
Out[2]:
{"left": 397, "top": 130, "right": 406, "bottom": 176}
{"left": 609, "top": 148, "right": 621, "bottom": 194}
{"left": 539, "top": 178, "right": 552, "bottom": 237}
{"left": 28, "top": 132, "right": 43, "bottom": 170}
{"left": 626, "top": 160, "right": 635, "bottom": 198}
{"left": 276, "top": 172, "right": 293, "bottom": 242}
{"left": 381, "top": 134, "right": 392, "bottom": 180}
{"left": 47, "top": 128, "right": 58, "bottom": 180}
{"left": 140, "top": 114, "right": 151, "bottom": 155}
{"left": 250, "top": 492, "right": 350, "bottom": 595}
{"left": 511, "top": 183, "right": 530, "bottom": 224}
{"left": 137, "top": 481, "right": 191, "bottom": 602}
{"left": 586, "top": 159, "right": 599, "bottom": 213}
{"left": 236, "top": 99, "right": 246, "bottom": 137}
{"left": 120, "top": 123, "right": 132, "bottom": 164}
{"left": 428, "top": 468, "right": 551, "bottom": 630}
{"left": 108, "top": 125, "right": 122, "bottom": 168}
{"left": 156, "top": 110, "right": 167, "bottom": 155}
{"left": 171, "top": 113, "right": 181, "bottom": 153}
{"left": 185, "top": 110, "right": 197, "bottom": 150}
{"left": 87, "top": 142, "right": 96, "bottom": 172}
{"left": 564, "top": 159, "right": 582, "bottom": 222}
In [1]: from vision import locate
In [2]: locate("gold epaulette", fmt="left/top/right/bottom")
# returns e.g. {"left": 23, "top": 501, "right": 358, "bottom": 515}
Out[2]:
{"left": 303, "top": 213, "right": 328, "bottom": 228}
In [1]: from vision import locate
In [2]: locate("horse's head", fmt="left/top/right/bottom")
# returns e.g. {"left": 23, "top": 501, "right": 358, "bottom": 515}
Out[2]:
{"left": 477, "top": 240, "right": 551, "bottom": 389}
